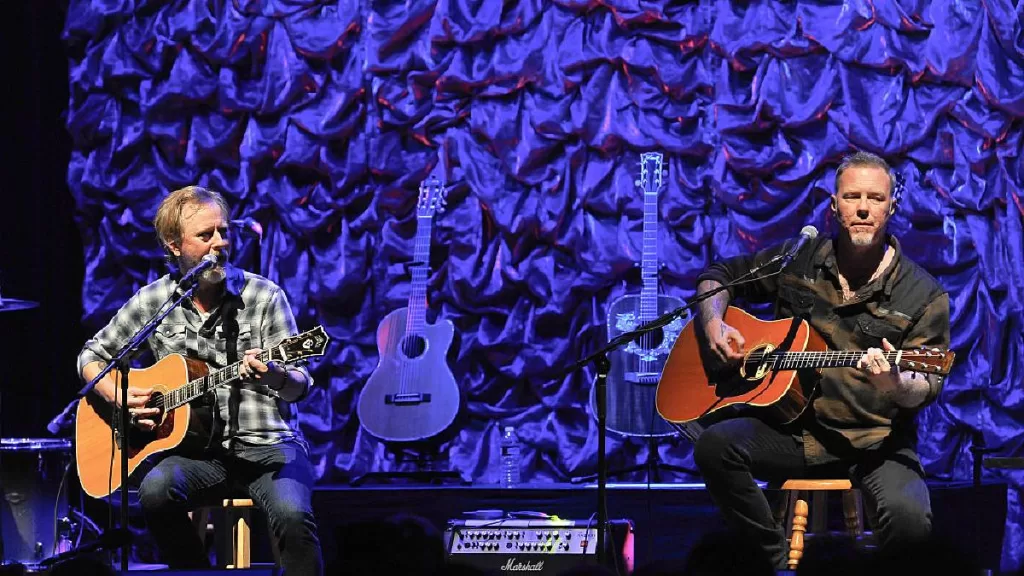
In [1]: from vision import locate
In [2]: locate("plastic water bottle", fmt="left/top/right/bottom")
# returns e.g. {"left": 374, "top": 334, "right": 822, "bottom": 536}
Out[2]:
{"left": 499, "top": 425, "right": 522, "bottom": 487}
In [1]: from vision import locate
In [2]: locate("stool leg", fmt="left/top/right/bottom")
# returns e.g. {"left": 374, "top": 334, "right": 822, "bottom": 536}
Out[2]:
{"left": 788, "top": 498, "right": 808, "bottom": 570}
{"left": 810, "top": 491, "right": 827, "bottom": 533}
{"left": 230, "top": 509, "right": 252, "bottom": 569}
{"left": 773, "top": 490, "right": 791, "bottom": 530}
{"left": 842, "top": 489, "right": 863, "bottom": 537}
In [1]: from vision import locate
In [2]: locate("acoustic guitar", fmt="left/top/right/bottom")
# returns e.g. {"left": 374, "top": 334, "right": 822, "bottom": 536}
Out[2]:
{"left": 590, "top": 151, "right": 689, "bottom": 436}
{"left": 356, "top": 166, "right": 461, "bottom": 443}
{"left": 75, "top": 326, "right": 330, "bottom": 498}
{"left": 655, "top": 306, "right": 954, "bottom": 442}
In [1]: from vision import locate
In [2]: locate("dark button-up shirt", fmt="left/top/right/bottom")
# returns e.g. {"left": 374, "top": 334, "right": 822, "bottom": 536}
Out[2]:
{"left": 697, "top": 235, "right": 950, "bottom": 463}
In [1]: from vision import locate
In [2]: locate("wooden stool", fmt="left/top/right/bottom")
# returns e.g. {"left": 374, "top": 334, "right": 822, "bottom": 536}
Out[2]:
{"left": 192, "top": 498, "right": 257, "bottom": 569}
{"left": 775, "top": 479, "right": 868, "bottom": 570}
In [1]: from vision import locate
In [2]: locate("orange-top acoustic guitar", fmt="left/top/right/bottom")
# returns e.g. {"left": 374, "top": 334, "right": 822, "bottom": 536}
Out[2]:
{"left": 655, "top": 307, "right": 954, "bottom": 441}
{"left": 75, "top": 327, "right": 329, "bottom": 498}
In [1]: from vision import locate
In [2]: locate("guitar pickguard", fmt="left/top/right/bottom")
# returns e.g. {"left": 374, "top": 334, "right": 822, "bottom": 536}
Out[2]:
{"left": 615, "top": 312, "right": 684, "bottom": 362}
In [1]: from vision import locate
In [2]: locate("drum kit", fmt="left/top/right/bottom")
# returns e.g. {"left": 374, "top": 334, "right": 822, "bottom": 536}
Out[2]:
{"left": 0, "top": 295, "right": 95, "bottom": 571}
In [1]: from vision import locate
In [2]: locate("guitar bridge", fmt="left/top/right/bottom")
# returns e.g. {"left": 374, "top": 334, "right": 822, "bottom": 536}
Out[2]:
{"left": 385, "top": 393, "right": 432, "bottom": 406}
{"left": 624, "top": 372, "right": 661, "bottom": 385}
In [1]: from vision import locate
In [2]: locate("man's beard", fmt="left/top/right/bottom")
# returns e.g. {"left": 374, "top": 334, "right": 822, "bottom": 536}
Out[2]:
{"left": 849, "top": 232, "right": 876, "bottom": 247}
{"left": 179, "top": 254, "right": 226, "bottom": 284}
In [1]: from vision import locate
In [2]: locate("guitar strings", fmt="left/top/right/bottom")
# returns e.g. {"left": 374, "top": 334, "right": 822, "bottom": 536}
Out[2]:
{"left": 153, "top": 350, "right": 273, "bottom": 412}
{"left": 742, "top": 350, "right": 933, "bottom": 371}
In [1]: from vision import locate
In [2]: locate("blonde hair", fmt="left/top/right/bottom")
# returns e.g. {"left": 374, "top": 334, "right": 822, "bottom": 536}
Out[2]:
{"left": 153, "top": 185, "right": 229, "bottom": 253}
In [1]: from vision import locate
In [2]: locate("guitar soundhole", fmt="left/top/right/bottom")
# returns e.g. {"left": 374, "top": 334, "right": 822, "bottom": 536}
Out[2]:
{"left": 632, "top": 328, "right": 665, "bottom": 349}
{"left": 147, "top": 393, "right": 166, "bottom": 422}
{"left": 400, "top": 335, "right": 427, "bottom": 359}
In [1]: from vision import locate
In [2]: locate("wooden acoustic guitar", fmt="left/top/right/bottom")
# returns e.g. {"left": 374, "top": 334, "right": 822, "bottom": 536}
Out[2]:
{"left": 655, "top": 306, "right": 954, "bottom": 441}
{"left": 75, "top": 326, "right": 330, "bottom": 498}
{"left": 356, "top": 166, "right": 461, "bottom": 443}
{"left": 590, "top": 151, "right": 689, "bottom": 436}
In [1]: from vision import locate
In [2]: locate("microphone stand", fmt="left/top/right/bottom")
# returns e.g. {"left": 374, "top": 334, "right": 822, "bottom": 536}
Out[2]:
{"left": 71, "top": 280, "right": 201, "bottom": 572}
{"left": 561, "top": 250, "right": 790, "bottom": 566}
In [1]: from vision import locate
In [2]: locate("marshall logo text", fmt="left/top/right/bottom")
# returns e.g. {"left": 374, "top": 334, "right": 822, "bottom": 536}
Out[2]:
{"left": 500, "top": 558, "right": 545, "bottom": 571}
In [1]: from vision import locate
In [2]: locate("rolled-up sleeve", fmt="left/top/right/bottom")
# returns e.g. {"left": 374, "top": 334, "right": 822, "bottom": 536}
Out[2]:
{"left": 261, "top": 287, "right": 313, "bottom": 400}
{"left": 696, "top": 241, "right": 790, "bottom": 304}
{"left": 77, "top": 292, "right": 149, "bottom": 378}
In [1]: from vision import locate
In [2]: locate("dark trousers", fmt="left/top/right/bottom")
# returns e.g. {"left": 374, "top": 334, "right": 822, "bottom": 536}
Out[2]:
{"left": 138, "top": 441, "right": 322, "bottom": 576}
{"left": 693, "top": 416, "right": 932, "bottom": 569}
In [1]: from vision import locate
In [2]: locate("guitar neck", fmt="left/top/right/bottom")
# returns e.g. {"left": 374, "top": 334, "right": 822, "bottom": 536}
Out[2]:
{"left": 767, "top": 351, "right": 904, "bottom": 371}
{"left": 640, "top": 184, "right": 658, "bottom": 322}
{"left": 406, "top": 213, "right": 433, "bottom": 336}
{"left": 164, "top": 349, "right": 275, "bottom": 411}
{"left": 639, "top": 151, "right": 663, "bottom": 323}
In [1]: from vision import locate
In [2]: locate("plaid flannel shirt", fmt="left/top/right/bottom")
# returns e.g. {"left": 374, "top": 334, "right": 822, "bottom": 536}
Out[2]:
{"left": 78, "top": 265, "right": 311, "bottom": 449}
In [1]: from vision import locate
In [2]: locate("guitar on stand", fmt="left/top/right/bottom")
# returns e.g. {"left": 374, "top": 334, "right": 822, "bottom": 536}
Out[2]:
{"left": 574, "top": 151, "right": 695, "bottom": 483}
{"left": 353, "top": 164, "right": 468, "bottom": 486}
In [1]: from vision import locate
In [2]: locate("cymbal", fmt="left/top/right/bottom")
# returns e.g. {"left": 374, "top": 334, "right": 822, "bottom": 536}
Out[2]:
{"left": 0, "top": 298, "right": 40, "bottom": 312}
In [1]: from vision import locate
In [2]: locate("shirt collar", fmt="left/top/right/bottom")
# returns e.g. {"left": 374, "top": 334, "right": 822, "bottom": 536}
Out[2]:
{"left": 817, "top": 234, "right": 902, "bottom": 297}
{"left": 223, "top": 263, "right": 246, "bottom": 298}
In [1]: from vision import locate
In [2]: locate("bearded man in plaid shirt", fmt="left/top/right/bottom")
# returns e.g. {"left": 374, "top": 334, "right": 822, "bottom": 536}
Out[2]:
{"left": 78, "top": 186, "right": 322, "bottom": 575}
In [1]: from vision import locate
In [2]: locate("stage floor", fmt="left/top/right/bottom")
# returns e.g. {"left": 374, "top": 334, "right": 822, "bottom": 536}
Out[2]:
{"left": 304, "top": 480, "right": 1008, "bottom": 574}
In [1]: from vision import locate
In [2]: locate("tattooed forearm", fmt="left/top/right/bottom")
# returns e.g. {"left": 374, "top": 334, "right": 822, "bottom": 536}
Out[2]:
{"left": 696, "top": 280, "right": 730, "bottom": 327}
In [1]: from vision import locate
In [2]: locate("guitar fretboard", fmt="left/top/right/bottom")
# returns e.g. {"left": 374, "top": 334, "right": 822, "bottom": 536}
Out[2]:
{"left": 639, "top": 152, "right": 662, "bottom": 325}
{"left": 158, "top": 349, "right": 274, "bottom": 411}
{"left": 746, "top": 350, "right": 939, "bottom": 372}
{"left": 406, "top": 213, "right": 434, "bottom": 338}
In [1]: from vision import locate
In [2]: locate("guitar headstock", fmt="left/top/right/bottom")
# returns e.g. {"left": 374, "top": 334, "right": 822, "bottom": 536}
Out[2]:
{"left": 417, "top": 164, "right": 448, "bottom": 219}
{"left": 635, "top": 151, "right": 666, "bottom": 195}
{"left": 273, "top": 326, "right": 330, "bottom": 364}
{"left": 896, "top": 349, "right": 955, "bottom": 376}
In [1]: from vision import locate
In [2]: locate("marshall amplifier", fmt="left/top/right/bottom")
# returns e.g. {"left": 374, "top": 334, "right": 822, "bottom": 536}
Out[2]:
{"left": 444, "top": 518, "right": 634, "bottom": 574}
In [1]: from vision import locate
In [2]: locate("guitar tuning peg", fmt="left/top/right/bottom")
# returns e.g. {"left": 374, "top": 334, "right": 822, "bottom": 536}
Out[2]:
{"left": 634, "top": 179, "right": 642, "bottom": 187}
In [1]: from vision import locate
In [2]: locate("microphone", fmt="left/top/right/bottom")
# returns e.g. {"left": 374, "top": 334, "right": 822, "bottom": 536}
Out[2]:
{"left": 47, "top": 398, "right": 79, "bottom": 435}
{"left": 177, "top": 253, "right": 219, "bottom": 289}
{"left": 230, "top": 217, "right": 263, "bottom": 238}
{"left": 778, "top": 225, "right": 819, "bottom": 268}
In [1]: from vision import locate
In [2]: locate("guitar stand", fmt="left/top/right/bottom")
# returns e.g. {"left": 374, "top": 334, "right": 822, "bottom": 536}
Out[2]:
{"left": 349, "top": 444, "right": 472, "bottom": 487}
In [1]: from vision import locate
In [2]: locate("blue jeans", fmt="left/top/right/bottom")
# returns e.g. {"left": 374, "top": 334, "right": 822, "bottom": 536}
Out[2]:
{"left": 693, "top": 416, "right": 932, "bottom": 569}
{"left": 138, "top": 441, "right": 322, "bottom": 576}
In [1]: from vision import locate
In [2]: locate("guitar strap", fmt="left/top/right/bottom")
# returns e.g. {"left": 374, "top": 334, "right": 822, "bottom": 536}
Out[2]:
{"left": 198, "top": 296, "right": 242, "bottom": 452}
{"left": 220, "top": 297, "right": 242, "bottom": 451}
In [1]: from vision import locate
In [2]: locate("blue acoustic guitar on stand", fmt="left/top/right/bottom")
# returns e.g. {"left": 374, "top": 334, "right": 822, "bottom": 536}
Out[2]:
{"left": 357, "top": 166, "right": 461, "bottom": 443}
{"left": 589, "top": 151, "right": 690, "bottom": 438}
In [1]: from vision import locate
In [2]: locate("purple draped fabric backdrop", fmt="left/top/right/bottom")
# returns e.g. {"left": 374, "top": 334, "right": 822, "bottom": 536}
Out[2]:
{"left": 62, "top": 0, "right": 1024, "bottom": 570}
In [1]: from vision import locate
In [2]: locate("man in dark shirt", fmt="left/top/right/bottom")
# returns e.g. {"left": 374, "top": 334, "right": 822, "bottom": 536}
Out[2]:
{"left": 692, "top": 151, "right": 950, "bottom": 569}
